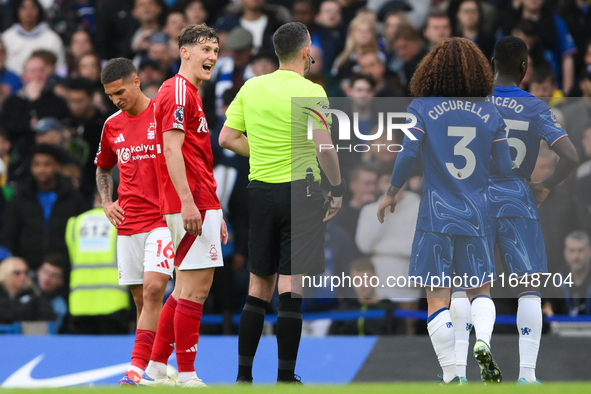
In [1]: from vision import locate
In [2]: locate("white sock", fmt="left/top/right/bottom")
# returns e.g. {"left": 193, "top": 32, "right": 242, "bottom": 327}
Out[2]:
{"left": 471, "top": 296, "right": 495, "bottom": 345}
{"left": 177, "top": 371, "right": 197, "bottom": 383}
{"left": 450, "top": 291, "right": 472, "bottom": 377}
{"left": 145, "top": 361, "right": 167, "bottom": 379}
{"left": 517, "top": 293, "right": 542, "bottom": 382}
{"left": 129, "top": 365, "right": 144, "bottom": 378}
{"left": 427, "top": 308, "right": 456, "bottom": 383}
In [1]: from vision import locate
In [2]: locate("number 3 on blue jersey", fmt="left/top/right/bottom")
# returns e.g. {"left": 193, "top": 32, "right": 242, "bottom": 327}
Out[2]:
{"left": 446, "top": 126, "right": 476, "bottom": 179}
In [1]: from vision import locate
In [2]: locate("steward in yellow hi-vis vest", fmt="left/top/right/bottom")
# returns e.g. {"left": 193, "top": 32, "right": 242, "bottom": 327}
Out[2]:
{"left": 66, "top": 207, "right": 131, "bottom": 334}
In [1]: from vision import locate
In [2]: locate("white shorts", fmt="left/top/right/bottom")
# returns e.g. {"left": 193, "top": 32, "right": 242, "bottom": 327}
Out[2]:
{"left": 117, "top": 227, "right": 175, "bottom": 285}
{"left": 165, "top": 209, "right": 224, "bottom": 270}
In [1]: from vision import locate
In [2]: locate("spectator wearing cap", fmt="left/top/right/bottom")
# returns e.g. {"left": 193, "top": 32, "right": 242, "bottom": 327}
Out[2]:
{"left": 0, "top": 39, "right": 23, "bottom": 110}
{"left": 136, "top": 32, "right": 179, "bottom": 79}
{"left": 32, "top": 117, "right": 67, "bottom": 148}
{"left": 1, "top": 144, "right": 87, "bottom": 271}
{"left": 0, "top": 53, "right": 70, "bottom": 165}
{"left": 211, "top": 16, "right": 241, "bottom": 58}
{"left": 202, "top": 26, "right": 255, "bottom": 128}
{"left": 1, "top": 0, "right": 65, "bottom": 76}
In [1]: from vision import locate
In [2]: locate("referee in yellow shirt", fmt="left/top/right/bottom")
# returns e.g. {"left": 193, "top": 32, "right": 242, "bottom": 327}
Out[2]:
{"left": 219, "top": 22, "right": 343, "bottom": 384}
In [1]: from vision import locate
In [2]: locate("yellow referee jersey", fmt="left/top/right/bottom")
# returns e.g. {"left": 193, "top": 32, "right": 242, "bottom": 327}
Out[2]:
{"left": 224, "top": 69, "right": 331, "bottom": 183}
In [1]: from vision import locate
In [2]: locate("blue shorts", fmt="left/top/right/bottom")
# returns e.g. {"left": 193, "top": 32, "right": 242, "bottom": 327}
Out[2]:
{"left": 409, "top": 230, "right": 495, "bottom": 289}
{"left": 494, "top": 217, "right": 547, "bottom": 277}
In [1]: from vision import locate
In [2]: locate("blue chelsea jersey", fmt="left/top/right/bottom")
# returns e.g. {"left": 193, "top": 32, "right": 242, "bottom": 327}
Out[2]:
{"left": 391, "top": 97, "right": 511, "bottom": 236}
{"left": 488, "top": 86, "right": 567, "bottom": 219}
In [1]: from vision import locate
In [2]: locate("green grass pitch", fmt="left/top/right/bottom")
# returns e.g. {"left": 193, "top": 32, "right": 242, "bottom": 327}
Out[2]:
{"left": 0, "top": 383, "right": 589, "bottom": 393}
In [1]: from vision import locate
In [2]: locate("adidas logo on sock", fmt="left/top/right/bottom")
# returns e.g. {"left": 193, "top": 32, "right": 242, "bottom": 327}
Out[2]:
{"left": 115, "top": 133, "right": 125, "bottom": 143}
{"left": 185, "top": 344, "right": 198, "bottom": 352}
{"left": 157, "top": 260, "right": 170, "bottom": 269}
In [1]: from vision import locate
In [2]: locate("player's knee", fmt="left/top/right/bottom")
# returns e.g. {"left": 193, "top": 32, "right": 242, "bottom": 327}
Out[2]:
{"left": 180, "top": 285, "right": 211, "bottom": 304}
{"left": 143, "top": 282, "right": 166, "bottom": 305}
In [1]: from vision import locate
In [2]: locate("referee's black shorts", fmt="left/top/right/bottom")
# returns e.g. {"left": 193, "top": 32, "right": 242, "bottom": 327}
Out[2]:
{"left": 247, "top": 179, "right": 326, "bottom": 277}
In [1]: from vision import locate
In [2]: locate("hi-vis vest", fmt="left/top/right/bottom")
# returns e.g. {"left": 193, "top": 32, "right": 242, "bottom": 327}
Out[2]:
{"left": 66, "top": 208, "right": 129, "bottom": 316}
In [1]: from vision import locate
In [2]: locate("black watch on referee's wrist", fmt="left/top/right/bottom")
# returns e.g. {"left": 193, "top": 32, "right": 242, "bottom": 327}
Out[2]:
{"left": 330, "top": 179, "right": 346, "bottom": 198}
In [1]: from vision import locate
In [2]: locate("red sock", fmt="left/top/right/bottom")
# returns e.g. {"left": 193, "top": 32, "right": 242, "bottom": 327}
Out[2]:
{"left": 130, "top": 329, "right": 156, "bottom": 371}
{"left": 175, "top": 298, "right": 203, "bottom": 373}
{"left": 151, "top": 296, "right": 177, "bottom": 364}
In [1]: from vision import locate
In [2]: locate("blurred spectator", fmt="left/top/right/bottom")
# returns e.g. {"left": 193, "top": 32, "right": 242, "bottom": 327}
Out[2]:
{"left": 292, "top": 0, "right": 317, "bottom": 32}
{"left": 529, "top": 62, "right": 565, "bottom": 110}
{"left": 533, "top": 145, "right": 579, "bottom": 289}
{"left": 0, "top": 39, "right": 22, "bottom": 109}
{"left": 32, "top": 117, "right": 68, "bottom": 148}
{"left": 138, "top": 58, "right": 166, "bottom": 88}
{"left": 0, "top": 128, "right": 11, "bottom": 190}
{"left": 162, "top": 11, "right": 188, "bottom": 54}
{"left": 36, "top": 253, "right": 67, "bottom": 332}
{"left": 223, "top": 0, "right": 287, "bottom": 54}
{"left": 141, "top": 81, "right": 161, "bottom": 98}
{"left": 559, "top": 69, "right": 591, "bottom": 147}
{"left": 60, "top": 162, "right": 82, "bottom": 190}
{"left": 447, "top": 0, "right": 494, "bottom": 59}
{"left": 422, "top": 9, "right": 451, "bottom": 51}
{"left": 66, "top": 194, "right": 130, "bottom": 335}
{"left": 502, "top": 0, "right": 576, "bottom": 94}
{"left": 0, "top": 53, "right": 70, "bottom": 162}
{"left": 327, "top": 257, "right": 398, "bottom": 335}
{"left": 44, "top": 0, "right": 93, "bottom": 42}
{"left": 74, "top": 52, "right": 114, "bottom": 114}
{"left": 311, "top": 0, "right": 345, "bottom": 75}
{"left": 0, "top": 256, "right": 55, "bottom": 324}
{"left": 142, "top": 32, "right": 178, "bottom": 78}
{"left": 130, "top": 0, "right": 164, "bottom": 55}
{"left": 29, "top": 49, "right": 64, "bottom": 90}
{"left": 65, "top": 77, "right": 106, "bottom": 197}
{"left": 574, "top": 127, "right": 591, "bottom": 237}
{"left": 356, "top": 171, "right": 420, "bottom": 332}
{"left": 357, "top": 51, "right": 401, "bottom": 97}
{"left": 559, "top": 0, "right": 591, "bottom": 77}
{"left": 1, "top": 0, "right": 65, "bottom": 76}
{"left": 249, "top": 50, "right": 278, "bottom": 77}
{"left": 332, "top": 162, "right": 377, "bottom": 253}
{"left": 557, "top": 231, "right": 591, "bottom": 316}
{"left": 95, "top": 0, "right": 139, "bottom": 60}
{"left": 333, "top": 16, "right": 384, "bottom": 84}
{"left": 66, "top": 30, "right": 94, "bottom": 77}
{"left": 390, "top": 23, "right": 428, "bottom": 92}
{"left": 204, "top": 26, "right": 254, "bottom": 127}
{"left": 178, "top": 0, "right": 208, "bottom": 25}
{"left": 1, "top": 144, "right": 87, "bottom": 271}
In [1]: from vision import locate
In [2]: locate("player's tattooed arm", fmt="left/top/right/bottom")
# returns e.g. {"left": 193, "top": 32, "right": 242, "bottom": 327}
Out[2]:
{"left": 96, "top": 166, "right": 114, "bottom": 204}
{"left": 386, "top": 185, "right": 400, "bottom": 197}
{"left": 96, "top": 167, "right": 125, "bottom": 226}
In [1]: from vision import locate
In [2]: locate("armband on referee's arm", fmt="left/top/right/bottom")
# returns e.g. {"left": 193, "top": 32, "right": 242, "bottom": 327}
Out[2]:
{"left": 329, "top": 179, "right": 346, "bottom": 197}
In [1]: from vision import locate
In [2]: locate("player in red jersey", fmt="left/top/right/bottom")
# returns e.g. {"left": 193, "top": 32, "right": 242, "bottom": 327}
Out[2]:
{"left": 141, "top": 24, "right": 227, "bottom": 387}
{"left": 95, "top": 58, "right": 174, "bottom": 386}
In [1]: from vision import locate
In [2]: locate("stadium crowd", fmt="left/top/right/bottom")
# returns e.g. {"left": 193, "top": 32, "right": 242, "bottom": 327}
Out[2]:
{"left": 0, "top": 0, "right": 591, "bottom": 336}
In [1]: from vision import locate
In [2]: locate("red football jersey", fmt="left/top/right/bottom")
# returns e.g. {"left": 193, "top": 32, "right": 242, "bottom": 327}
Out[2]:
{"left": 94, "top": 99, "right": 166, "bottom": 235}
{"left": 154, "top": 74, "right": 220, "bottom": 215}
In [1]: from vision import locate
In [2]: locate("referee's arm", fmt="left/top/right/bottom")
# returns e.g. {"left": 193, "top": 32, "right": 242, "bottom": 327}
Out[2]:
{"left": 313, "top": 128, "right": 341, "bottom": 186}
{"left": 219, "top": 125, "right": 250, "bottom": 157}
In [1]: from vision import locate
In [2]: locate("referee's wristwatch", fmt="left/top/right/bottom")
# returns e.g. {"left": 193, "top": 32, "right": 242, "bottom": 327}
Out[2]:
{"left": 330, "top": 179, "right": 346, "bottom": 197}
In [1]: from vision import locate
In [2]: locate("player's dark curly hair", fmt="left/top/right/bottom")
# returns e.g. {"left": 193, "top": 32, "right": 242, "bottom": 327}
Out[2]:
{"left": 409, "top": 37, "right": 493, "bottom": 98}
